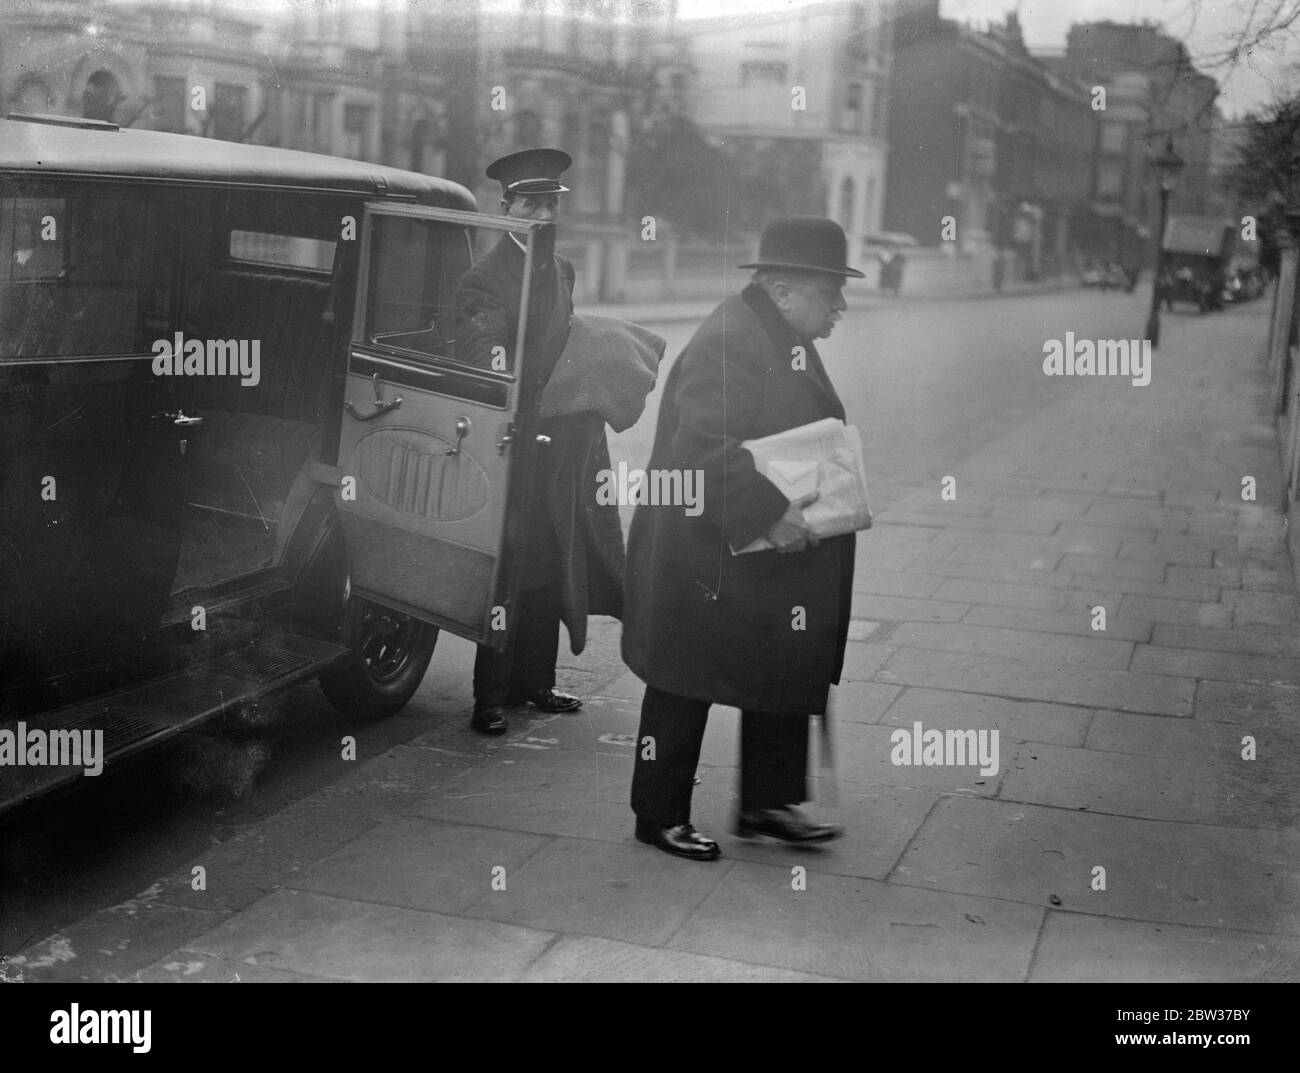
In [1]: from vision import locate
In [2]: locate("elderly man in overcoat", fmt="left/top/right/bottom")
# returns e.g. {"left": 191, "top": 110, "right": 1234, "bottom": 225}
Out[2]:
{"left": 622, "top": 216, "right": 863, "bottom": 861}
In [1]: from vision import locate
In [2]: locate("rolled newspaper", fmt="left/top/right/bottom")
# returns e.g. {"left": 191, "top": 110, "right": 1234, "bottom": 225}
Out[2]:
{"left": 735, "top": 417, "right": 873, "bottom": 554}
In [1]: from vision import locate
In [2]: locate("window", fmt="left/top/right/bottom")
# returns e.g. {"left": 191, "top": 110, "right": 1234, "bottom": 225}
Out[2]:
{"left": 82, "top": 70, "right": 121, "bottom": 122}
{"left": 871, "top": 83, "right": 886, "bottom": 137}
{"left": 344, "top": 103, "right": 372, "bottom": 159}
{"left": 741, "top": 61, "right": 788, "bottom": 85}
{"left": 14, "top": 77, "right": 52, "bottom": 115}
{"left": 839, "top": 176, "right": 856, "bottom": 234}
{"left": 1097, "top": 160, "right": 1124, "bottom": 195}
{"left": 364, "top": 215, "right": 474, "bottom": 367}
{"left": 153, "top": 76, "right": 187, "bottom": 133}
{"left": 229, "top": 230, "right": 336, "bottom": 272}
{"left": 1100, "top": 121, "right": 1127, "bottom": 154}
{"left": 514, "top": 110, "right": 542, "bottom": 149}
{"left": 311, "top": 92, "right": 334, "bottom": 151}
{"left": 845, "top": 82, "right": 863, "bottom": 111}
{"left": 212, "top": 82, "right": 247, "bottom": 142}
{"left": 0, "top": 196, "right": 179, "bottom": 359}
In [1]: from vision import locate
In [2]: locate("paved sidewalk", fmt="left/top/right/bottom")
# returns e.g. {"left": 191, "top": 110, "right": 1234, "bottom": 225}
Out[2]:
{"left": 9, "top": 302, "right": 1299, "bottom": 982}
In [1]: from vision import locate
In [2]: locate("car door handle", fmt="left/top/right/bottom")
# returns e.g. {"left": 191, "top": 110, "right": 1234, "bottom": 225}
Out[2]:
{"left": 346, "top": 373, "right": 403, "bottom": 421}
{"left": 345, "top": 398, "right": 402, "bottom": 421}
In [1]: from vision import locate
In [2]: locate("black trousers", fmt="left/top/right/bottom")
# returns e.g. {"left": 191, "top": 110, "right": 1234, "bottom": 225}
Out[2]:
{"left": 630, "top": 685, "right": 809, "bottom": 826}
{"left": 472, "top": 575, "right": 562, "bottom": 706}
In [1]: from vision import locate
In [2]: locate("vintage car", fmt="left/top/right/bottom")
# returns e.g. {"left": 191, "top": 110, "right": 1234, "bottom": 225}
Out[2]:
{"left": 0, "top": 113, "right": 555, "bottom": 814}
{"left": 1158, "top": 215, "right": 1234, "bottom": 313}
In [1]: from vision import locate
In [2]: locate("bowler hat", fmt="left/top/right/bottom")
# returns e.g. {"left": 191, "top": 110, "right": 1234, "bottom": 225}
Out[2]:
{"left": 486, "top": 147, "right": 571, "bottom": 196}
{"left": 739, "top": 216, "right": 865, "bottom": 278}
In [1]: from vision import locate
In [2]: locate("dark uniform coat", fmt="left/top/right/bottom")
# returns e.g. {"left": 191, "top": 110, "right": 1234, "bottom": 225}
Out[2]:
{"left": 454, "top": 234, "right": 622, "bottom": 650}
{"left": 621, "top": 282, "right": 856, "bottom": 715}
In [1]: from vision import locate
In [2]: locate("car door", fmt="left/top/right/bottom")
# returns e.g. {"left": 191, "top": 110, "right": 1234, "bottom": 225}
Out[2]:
{"left": 330, "top": 204, "right": 554, "bottom": 649}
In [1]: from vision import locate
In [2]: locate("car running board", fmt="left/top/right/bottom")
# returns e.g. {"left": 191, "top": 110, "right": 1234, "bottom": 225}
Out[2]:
{"left": 0, "top": 633, "right": 349, "bottom": 817}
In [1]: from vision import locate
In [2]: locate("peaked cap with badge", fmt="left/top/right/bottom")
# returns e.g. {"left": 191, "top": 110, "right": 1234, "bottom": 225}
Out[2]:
{"left": 486, "top": 147, "right": 572, "bottom": 197}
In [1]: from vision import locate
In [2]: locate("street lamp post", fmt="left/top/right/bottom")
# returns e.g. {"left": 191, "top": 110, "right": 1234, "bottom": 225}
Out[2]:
{"left": 1144, "top": 136, "right": 1185, "bottom": 348}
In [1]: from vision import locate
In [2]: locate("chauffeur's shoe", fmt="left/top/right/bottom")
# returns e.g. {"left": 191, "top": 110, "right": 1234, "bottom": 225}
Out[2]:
{"left": 635, "top": 819, "right": 721, "bottom": 861}
{"left": 520, "top": 689, "right": 583, "bottom": 713}
{"left": 733, "top": 806, "right": 843, "bottom": 844}
{"left": 471, "top": 702, "right": 509, "bottom": 735}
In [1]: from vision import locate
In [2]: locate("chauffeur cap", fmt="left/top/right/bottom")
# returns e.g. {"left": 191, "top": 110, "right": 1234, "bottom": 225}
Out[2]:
{"left": 486, "top": 147, "right": 572, "bottom": 196}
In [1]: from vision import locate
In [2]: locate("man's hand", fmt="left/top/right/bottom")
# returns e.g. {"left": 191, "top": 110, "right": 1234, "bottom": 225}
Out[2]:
{"left": 767, "top": 492, "right": 819, "bottom": 554}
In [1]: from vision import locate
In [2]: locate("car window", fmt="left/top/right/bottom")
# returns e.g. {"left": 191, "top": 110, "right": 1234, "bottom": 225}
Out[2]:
{"left": 0, "top": 195, "right": 180, "bottom": 359}
{"left": 364, "top": 215, "right": 473, "bottom": 362}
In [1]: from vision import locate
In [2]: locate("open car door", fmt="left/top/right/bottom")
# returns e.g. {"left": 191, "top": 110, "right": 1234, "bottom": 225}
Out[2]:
{"left": 328, "top": 205, "right": 555, "bottom": 650}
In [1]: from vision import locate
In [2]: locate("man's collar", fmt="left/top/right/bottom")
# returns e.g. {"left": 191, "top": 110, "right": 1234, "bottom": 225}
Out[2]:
{"left": 509, "top": 231, "right": 528, "bottom": 253}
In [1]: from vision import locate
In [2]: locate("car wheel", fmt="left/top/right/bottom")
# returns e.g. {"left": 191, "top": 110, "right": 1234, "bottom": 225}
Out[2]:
{"left": 318, "top": 595, "right": 438, "bottom": 720}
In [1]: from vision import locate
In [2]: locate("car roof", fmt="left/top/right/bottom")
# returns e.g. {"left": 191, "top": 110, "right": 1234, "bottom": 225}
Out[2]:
{"left": 0, "top": 114, "right": 476, "bottom": 209}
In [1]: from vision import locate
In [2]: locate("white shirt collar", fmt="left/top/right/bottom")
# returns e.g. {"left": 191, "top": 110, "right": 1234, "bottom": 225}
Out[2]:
{"left": 509, "top": 232, "right": 528, "bottom": 253}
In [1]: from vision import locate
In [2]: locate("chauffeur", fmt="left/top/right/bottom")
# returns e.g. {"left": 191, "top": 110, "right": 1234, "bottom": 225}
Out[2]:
{"left": 454, "top": 148, "right": 587, "bottom": 735}
{"left": 622, "top": 217, "right": 863, "bottom": 861}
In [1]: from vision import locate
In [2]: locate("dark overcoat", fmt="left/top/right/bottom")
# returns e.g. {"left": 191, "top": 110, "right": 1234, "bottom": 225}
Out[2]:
{"left": 621, "top": 282, "right": 857, "bottom": 715}
{"left": 454, "top": 234, "right": 622, "bottom": 650}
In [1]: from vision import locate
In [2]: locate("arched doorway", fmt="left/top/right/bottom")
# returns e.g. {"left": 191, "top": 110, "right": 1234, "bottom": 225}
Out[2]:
{"left": 82, "top": 70, "right": 122, "bottom": 122}
{"left": 838, "top": 175, "right": 856, "bottom": 236}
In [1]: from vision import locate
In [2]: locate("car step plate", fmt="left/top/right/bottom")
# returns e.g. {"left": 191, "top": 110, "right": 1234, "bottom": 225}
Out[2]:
{"left": 0, "top": 633, "right": 348, "bottom": 816}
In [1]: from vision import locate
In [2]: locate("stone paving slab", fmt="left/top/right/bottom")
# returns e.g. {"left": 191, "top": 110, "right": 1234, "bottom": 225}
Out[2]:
{"left": 998, "top": 741, "right": 1288, "bottom": 828}
{"left": 1086, "top": 708, "right": 1300, "bottom": 762}
{"left": 1131, "top": 643, "right": 1300, "bottom": 685}
{"left": 851, "top": 594, "right": 971, "bottom": 623}
{"left": 460, "top": 838, "right": 729, "bottom": 947}
{"left": 887, "top": 621, "right": 1133, "bottom": 670}
{"left": 1117, "top": 595, "right": 1233, "bottom": 627}
{"left": 187, "top": 888, "right": 556, "bottom": 982}
{"left": 667, "top": 861, "right": 1043, "bottom": 982}
{"left": 892, "top": 797, "right": 1300, "bottom": 934}
{"left": 879, "top": 687, "right": 1092, "bottom": 748}
{"left": 8, "top": 898, "right": 230, "bottom": 983}
{"left": 1194, "top": 680, "right": 1300, "bottom": 722}
{"left": 876, "top": 646, "right": 1195, "bottom": 716}
{"left": 518, "top": 934, "right": 842, "bottom": 982}
{"left": 288, "top": 817, "right": 552, "bottom": 916}
{"left": 852, "top": 569, "right": 946, "bottom": 598}
{"left": 1028, "top": 913, "right": 1299, "bottom": 982}
{"left": 962, "top": 604, "right": 1153, "bottom": 643}
{"left": 1067, "top": 572, "right": 1221, "bottom": 602}
{"left": 1151, "top": 621, "right": 1300, "bottom": 656}
{"left": 931, "top": 577, "right": 1125, "bottom": 612}
{"left": 829, "top": 680, "right": 903, "bottom": 723}
{"left": 137, "top": 951, "right": 339, "bottom": 983}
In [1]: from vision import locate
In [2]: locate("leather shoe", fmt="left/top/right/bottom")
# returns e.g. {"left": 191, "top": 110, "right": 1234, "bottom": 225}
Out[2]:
{"left": 635, "top": 819, "right": 721, "bottom": 861}
{"left": 732, "top": 806, "right": 843, "bottom": 844}
{"left": 521, "top": 689, "right": 582, "bottom": 713}
{"left": 471, "top": 702, "right": 509, "bottom": 735}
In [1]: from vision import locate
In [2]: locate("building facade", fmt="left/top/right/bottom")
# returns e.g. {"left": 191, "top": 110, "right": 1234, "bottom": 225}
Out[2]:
{"left": 674, "top": 0, "right": 894, "bottom": 257}
{"left": 1058, "top": 19, "right": 1221, "bottom": 266}
{"left": 884, "top": 3, "right": 1096, "bottom": 280}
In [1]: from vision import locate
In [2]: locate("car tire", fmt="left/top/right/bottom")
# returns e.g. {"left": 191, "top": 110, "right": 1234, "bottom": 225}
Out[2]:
{"left": 318, "top": 596, "right": 438, "bottom": 721}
